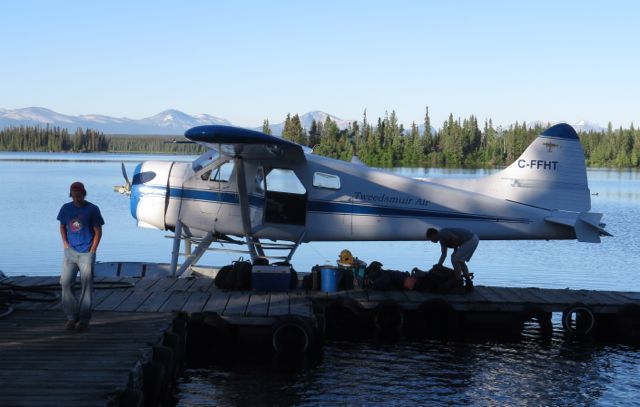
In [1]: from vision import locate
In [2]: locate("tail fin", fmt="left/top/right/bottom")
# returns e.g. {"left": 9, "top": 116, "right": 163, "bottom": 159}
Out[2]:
{"left": 492, "top": 123, "right": 611, "bottom": 242}
{"left": 490, "top": 123, "right": 591, "bottom": 211}
{"left": 420, "top": 123, "right": 609, "bottom": 242}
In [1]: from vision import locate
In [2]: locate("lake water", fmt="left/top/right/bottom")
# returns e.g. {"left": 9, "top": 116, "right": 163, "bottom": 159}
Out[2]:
{"left": 1, "top": 152, "right": 639, "bottom": 406}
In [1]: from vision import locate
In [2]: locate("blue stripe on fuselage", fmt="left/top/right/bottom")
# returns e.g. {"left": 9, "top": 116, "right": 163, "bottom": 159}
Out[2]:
{"left": 136, "top": 185, "right": 528, "bottom": 223}
{"left": 307, "top": 200, "right": 523, "bottom": 222}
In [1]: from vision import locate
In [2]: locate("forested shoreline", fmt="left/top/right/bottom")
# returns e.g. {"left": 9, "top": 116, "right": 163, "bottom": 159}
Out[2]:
{"left": 1, "top": 108, "right": 638, "bottom": 168}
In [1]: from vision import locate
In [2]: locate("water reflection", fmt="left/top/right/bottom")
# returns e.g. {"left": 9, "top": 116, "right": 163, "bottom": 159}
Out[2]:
{"left": 177, "top": 328, "right": 640, "bottom": 406}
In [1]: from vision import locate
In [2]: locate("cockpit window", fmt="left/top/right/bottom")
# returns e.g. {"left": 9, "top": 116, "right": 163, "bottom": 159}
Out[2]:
{"left": 209, "top": 161, "right": 235, "bottom": 182}
{"left": 192, "top": 150, "right": 220, "bottom": 172}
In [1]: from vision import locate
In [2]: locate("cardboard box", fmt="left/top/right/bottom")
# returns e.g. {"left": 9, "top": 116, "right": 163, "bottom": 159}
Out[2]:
{"left": 252, "top": 265, "right": 292, "bottom": 291}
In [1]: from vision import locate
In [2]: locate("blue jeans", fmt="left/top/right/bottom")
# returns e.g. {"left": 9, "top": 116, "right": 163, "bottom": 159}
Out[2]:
{"left": 60, "top": 248, "right": 95, "bottom": 323}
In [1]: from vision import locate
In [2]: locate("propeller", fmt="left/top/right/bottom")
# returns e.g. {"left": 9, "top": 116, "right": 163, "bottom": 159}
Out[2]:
{"left": 113, "top": 162, "right": 132, "bottom": 195}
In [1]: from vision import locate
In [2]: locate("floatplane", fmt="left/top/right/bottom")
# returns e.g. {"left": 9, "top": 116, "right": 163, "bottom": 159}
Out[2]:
{"left": 114, "top": 123, "right": 609, "bottom": 277}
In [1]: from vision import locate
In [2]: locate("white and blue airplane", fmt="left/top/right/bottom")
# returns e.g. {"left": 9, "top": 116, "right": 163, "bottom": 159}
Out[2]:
{"left": 118, "top": 123, "right": 609, "bottom": 276}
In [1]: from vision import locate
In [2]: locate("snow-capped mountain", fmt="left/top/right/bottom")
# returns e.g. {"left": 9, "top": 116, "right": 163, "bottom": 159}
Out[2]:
{"left": 0, "top": 107, "right": 230, "bottom": 135}
{"left": 0, "top": 107, "right": 353, "bottom": 136}
{"left": 263, "top": 111, "right": 354, "bottom": 136}
{"left": 0, "top": 107, "right": 606, "bottom": 136}
{"left": 138, "top": 110, "right": 230, "bottom": 129}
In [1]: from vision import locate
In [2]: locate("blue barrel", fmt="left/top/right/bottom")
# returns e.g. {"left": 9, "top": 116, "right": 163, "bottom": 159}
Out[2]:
{"left": 320, "top": 266, "right": 338, "bottom": 292}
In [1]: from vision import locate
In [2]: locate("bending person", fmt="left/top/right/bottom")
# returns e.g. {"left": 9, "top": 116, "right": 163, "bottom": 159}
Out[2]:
{"left": 427, "top": 227, "right": 479, "bottom": 292}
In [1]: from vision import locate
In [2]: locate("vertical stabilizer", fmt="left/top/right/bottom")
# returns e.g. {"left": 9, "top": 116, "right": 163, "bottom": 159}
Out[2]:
{"left": 488, "top": 123, "right": 591, "bottom": 211}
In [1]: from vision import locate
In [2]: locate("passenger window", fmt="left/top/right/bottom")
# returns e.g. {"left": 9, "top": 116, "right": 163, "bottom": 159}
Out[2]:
{"left": 313, "top": 172, "right": 341, "bottom": 190}
{"left": 209, "top": 161, "right": 235, "bottom": 182}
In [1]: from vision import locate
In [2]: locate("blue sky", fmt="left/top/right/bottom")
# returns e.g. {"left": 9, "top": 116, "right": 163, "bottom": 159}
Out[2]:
{"left": 1, "top": 1, "right": 638, "bottom": 128}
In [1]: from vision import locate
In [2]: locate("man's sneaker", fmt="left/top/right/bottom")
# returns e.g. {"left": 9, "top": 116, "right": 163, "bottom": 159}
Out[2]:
{"left": 76, "top": 321, "right": 90, "bottom": 331}
{"left": 65, "top": 320, "right": 77, "bottom": 331}
{"left": 465, "top": 280, "right": 474, "bottom": 292}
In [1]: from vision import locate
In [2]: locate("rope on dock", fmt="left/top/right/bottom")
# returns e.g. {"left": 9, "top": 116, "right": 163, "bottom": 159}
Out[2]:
{"left": 0, "top": 280, "right": 135, "bottom": 319}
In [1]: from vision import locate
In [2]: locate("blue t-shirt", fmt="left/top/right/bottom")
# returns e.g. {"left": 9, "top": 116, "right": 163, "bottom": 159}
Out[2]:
{"left": 57, "top": 201, "right": 105, "bottom": 253}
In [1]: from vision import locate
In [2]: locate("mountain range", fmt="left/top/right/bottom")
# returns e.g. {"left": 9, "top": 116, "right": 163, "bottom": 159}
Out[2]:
{"left": 0, "top": 107, "right": 354, "bottom": 136}
{"left": 0, "top": 107, "right": 604, "bottom": 136}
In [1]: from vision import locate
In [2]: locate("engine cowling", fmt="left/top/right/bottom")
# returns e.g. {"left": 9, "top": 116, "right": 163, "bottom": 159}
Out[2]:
{"left": 130, "top": 161, "right": 174, "bottom": 230}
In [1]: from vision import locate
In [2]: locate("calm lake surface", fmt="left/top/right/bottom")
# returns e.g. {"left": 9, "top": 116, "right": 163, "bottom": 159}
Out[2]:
{"left": 1, "top": 152, "right": 639, "bottom": 406}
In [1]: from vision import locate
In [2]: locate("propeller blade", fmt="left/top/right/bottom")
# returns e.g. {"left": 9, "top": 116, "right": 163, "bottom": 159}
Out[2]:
{"left": 114, "top": 162, "right": 132, "bottom": 195}
{"left": 121, "top": 162, "right": 131, "bottom": 188}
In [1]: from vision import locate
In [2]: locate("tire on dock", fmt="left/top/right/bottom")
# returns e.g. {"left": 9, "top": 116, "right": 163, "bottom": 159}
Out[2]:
{"left": 271, "top": 315, "right": 313, "bottom": 356}
{"left": 416, "top": 298, "right": 459, "bottom": 340}
{"left": 562, "top": 303, "right": 595, "bottom": 336}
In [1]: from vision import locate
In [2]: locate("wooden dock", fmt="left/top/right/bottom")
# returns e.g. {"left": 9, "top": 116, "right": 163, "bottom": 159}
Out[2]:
{"left": 0, "top": 309, "right": 175, "bottom": 406}
{"left": 5, "top": 275, "right": 639, "bottom": 318}
{"left": 1, "top": 274, "right": 639, "bottom": 405}
{"left": 4, "top": 275, "right": 315, "bottom": 324}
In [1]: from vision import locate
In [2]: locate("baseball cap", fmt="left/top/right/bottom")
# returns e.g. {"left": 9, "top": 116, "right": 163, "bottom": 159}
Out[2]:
{"left": 70, "top": 181, "right": 86, "bottom": 194}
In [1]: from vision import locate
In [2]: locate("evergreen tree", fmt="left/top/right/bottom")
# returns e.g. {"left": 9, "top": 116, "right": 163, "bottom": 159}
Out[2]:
{"left": 282, "top": 114, "right": 307, "bottom": 145}
{"left": 308, "top": 120, "right": 320, "bottom": 147}
{"left": 262, "top": 119, "right": 271, "bottom": 135}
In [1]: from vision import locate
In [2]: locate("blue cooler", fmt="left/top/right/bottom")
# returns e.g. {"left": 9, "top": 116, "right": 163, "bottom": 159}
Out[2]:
{"left": 320, "top": 266, "right": 339, "bottom": 292}
{"left": 252, "top": 265, "right": 291, "bottom": 291}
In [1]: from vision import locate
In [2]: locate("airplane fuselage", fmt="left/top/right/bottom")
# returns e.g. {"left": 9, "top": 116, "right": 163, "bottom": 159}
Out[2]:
{"left": 131, "top": 153, "right": 573, "bottom": 243}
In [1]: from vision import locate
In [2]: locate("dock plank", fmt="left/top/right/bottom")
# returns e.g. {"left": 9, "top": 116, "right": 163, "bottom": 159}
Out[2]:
{"left": 188, "top": 277, "right": 215, "bottom": 292}
{"left": 289, "top": 294, "right": 313, "bottom": 318}
{"left": 128, "top": 276, "right": 161, "bottom": 292}
{"left": 245, "top": 293, "right": 270, "bottom": 317}
{"left": 201, "top": 290, "right": 230, "bottom": 314}
{"left": 136, "top": 290, "right": 174, "bottom": 313}
{"left": 268, "top": 292, "right": 290, "bottom": 316}
{"left": 0, "top": 309, "right": 173, "bottom": 407}
{"left": 159, "top": 290, "right": 192, "bottom": 312}
{"left": 94, "top": 288, "right": 133, "bottom": 312}
{"left": 116, "top": 288, "right": 154, "bottom": 312}
{"left": 223, "top": 291, "right": 250, "bottom": 316}
{"left": 170, "top": 278, "right": 196, "bottom": 291}
{"left": 181, "top": 291, "right": 211, "bottom": 313}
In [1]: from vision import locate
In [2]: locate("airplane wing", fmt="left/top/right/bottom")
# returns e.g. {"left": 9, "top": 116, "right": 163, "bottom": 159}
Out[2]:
{"left": 185, "top": 125, "right": 306, "bottom": 163}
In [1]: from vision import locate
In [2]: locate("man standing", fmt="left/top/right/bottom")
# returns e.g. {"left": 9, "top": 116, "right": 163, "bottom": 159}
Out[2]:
{"left": 57, "top": 182, "right": 104, "bottom": 331}
{"left": 427, "top": 227, "right": 479, "bottom": 292}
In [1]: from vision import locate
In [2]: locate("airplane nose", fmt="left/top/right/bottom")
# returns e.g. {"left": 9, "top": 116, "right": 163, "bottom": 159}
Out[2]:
{"left": 128, "top": 161, "right": 173, "bottom": 230}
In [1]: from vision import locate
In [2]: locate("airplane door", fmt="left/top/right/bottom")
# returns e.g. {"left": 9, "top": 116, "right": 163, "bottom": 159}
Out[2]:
{"left": 196, "top": 160, "right": 236, "bottom": 215}
{"left": 264, "top": 168, "right": 307, "bottom": 226}
{"left": 250, "top": 166, "right": 265, "bottom": 231}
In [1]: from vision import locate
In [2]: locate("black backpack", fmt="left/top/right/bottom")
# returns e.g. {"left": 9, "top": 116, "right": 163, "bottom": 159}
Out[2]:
{"left": 414, "top": 265, "right": 462, "bottom": 293}
{"left": 214, "top": 259, "right": 252, "bottom": 290}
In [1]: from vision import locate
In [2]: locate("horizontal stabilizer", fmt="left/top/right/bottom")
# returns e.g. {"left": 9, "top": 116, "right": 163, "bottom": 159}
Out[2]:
{"left": 545, "top": 211, "right": 612, "bottom": 243}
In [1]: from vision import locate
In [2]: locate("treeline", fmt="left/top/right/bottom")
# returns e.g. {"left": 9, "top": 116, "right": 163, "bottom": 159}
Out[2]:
{"left": 2, "top": 112, "right": 639, "bottom": 168}
{"left": 0, "top": 125, "right": 109, "bottom": 152}
{"left": 0, "top": 126, "right": 205, "bottom": 154}
{"left": 275, "top": 109, "right": 640, "bottom": 168}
